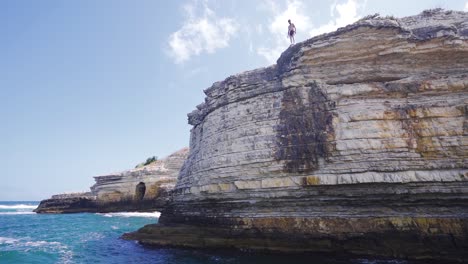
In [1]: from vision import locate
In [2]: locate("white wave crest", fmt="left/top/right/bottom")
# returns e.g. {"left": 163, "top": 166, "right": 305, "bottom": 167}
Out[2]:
{"left": 98, "top": 211, "right": 160, "bottom": 218}
{"left": 0, "top": 211, "right": 36, "bottom": 215}
{"left": 24, "top": 240, "right": 62, "bottom": 247}
{"left": 0, "top": 236, "right": 73, "bottom": 263}
{"left": 0, "top": 237, "right": 19, "bottom": 244}
{"left": 0, "top": 204, "right": 37, "bottom": 209}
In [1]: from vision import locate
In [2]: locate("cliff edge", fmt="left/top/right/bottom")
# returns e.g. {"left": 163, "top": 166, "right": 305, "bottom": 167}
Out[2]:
{"left": 124, "top": 9, "right": 468, "bottom": 261}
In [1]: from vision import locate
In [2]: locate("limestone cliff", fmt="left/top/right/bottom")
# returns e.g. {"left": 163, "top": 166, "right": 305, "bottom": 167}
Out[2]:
{"left": 124, "top": 10, "right": 468, "bottom": 261}
{"left": 89, "top": 147, "right": 188, "bottom": 211}
{"left": 35, "top": 148, "right": 188, "bottom": 213}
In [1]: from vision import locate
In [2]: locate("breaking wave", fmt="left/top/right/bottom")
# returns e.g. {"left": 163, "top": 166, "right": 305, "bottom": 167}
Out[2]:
{"left": 0, "top": 204, "right": 37, "bottom": 209}
{"left": 0, "top": 211, "right": 36, "bottom": 215}
{"left": 0, "top": 236, "right": 19, "bottom": 244}
{"left": 0, "top": 236, "right": 73, "bottom": 263}
{"left": 98, "top": 212, "right": 161, "bottom": 218}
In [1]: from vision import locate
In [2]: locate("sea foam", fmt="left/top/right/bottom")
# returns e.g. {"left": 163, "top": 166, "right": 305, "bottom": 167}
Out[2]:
{"left": 98, "top": 212, "right": 161, "bottom": 218}
{"left": 0, "top": 211, "right": 36, "bottom": 215}
{"left": 0, "top": 236, "right": 19, "bottom": 244}
{"left": 0, "top": 204, "right": 37, "bottom": 209}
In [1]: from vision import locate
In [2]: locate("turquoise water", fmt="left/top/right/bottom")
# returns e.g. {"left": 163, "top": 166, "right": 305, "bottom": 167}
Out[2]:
{"left": 0, "top": 201, "right": 412, "bottom": 264}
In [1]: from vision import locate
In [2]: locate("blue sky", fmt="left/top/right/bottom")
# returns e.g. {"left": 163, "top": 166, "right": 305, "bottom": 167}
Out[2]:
{"left": 1, "top": 0, "right": 467, "bottom": 200}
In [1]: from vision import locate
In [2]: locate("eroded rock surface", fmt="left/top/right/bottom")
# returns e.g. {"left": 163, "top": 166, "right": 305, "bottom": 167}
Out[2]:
{"left": 125, "top": 10, "right": 468, "bottom": 261}
{"left": 89, "top": 147, "right": 188, "bottom": 212}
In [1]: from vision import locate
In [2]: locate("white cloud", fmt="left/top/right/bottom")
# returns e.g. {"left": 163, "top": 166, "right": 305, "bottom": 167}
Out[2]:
{"left": 256, "top": 0, "right": 313, "bottom": 63}
{"left": 309, "top": 0, "right": 362, "bottom": 36}
{"left": 256, "top": 46, "right": 285, "bottom": 64}
{"left": 465, "top": 1, "right": 468, "bottom": 11}
{"left": 168, "top": 1, "right": 239, "bottom": 64}
{"left": 255, "top": 0, "right": 363, "bottom": 64}
{"left": 268, "top": 1, "right": 312, "bottom": 36}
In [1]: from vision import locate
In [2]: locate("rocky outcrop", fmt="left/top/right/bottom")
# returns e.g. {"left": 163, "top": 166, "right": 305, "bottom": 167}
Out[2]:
{"left": 89, "top": 147, "right": 189, "bottom": 212}
{"left": 34, "top": 148, "right": 188, "bottom": 213}
{"left": 34, "top": 192, "right": 97, "bottom": 213}
{"left": 124, "top": 10, "right": 468, "bottom": 261}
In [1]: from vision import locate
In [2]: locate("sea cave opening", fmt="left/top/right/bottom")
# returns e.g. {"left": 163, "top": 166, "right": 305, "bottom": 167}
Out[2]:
{"left": 135, "top": 182, "right": 146, "bottom": 201}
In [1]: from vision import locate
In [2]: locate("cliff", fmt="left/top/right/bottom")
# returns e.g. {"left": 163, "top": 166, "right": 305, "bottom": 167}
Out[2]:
{"left": 34, "top": 148, "right": 188, "bottom": 213}
{"left": 89, "top": 147, "right": 188, "bottom": 211}
{"left": 124, "top": 10, "right": 468, "bottom": 261}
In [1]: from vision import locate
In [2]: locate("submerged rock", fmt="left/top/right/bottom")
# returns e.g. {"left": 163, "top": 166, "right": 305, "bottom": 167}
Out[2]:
{"left": 34, "top": 148, "right": 188, "bottom": 213}
{"left": 125, "top": 10, "right": 468, "bottom": 262}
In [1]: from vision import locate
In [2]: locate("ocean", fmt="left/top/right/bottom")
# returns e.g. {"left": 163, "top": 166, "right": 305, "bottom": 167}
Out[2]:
{"left": 0, "top": 201, "right": 412, "bottom": 264}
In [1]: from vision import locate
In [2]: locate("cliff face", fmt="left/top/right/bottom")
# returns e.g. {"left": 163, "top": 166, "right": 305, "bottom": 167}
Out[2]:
{"left": 90, "top": 147, "right": 189, "bottom": 211}
{"left": 34, "top": 148, "right": 188, "bottom": 213}
{"left": 125, "top": 10, "right": 468, "bottom": 261}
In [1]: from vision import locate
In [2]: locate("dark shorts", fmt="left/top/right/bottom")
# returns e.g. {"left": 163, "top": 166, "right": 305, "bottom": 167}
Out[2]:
{"left": 289, "top": 30, "right": 295, "bottom": 36}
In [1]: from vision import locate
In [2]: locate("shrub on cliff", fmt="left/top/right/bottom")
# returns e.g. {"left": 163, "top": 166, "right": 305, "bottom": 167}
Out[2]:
{"left": 135, "top": 156, "right": 158, "bottom": 168}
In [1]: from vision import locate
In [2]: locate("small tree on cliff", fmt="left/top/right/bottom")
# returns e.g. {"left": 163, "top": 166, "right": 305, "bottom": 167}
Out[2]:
{"left": 144, "top": 156, "right": 157, "bottom": 165}
{"left": 135, "top": 156, "right": 158, "bottom": 168}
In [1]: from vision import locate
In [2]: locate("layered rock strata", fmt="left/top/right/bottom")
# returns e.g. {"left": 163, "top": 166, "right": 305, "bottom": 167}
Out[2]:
{"left": 35, "top": 148, "right": 188, "bottom": 213}
{"left": 89, "top": 147, "right": 189, "bottom": 212}
{"left": 125, "top": 10, "right": 468, "bottom": 261}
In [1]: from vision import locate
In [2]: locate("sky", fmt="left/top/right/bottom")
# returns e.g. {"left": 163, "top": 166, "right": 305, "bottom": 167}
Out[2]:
{"left": 1, "top": 0, "right": 467, "bottom": 201}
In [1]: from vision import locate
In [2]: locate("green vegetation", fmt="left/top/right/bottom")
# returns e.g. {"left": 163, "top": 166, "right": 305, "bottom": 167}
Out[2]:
{"left": 144, "top": 156, "right": 158, "bottom": 165}
{"left": 135, "top": 156, "right": 158, "bottom": 168}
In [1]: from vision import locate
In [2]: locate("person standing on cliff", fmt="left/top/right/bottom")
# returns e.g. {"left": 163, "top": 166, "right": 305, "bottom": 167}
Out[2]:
{"left": 288, "top": 19, "right": 296, "bottom": 45}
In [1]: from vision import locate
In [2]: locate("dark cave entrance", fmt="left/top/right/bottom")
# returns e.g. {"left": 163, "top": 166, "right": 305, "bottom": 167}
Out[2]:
{"left": 135, "top": 182, "right": 146, "bottom": 201}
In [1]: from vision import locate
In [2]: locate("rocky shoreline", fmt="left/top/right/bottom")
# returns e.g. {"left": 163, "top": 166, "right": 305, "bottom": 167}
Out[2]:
{"left": 34, "top": 148, "right": 188, "bottom": 213}
{"left": 124, "top": 181, "right": 468, "bottom": 261}
{"left": 124, "top": 9, "right": 468, "bottom": 261}
{"left": 124, "top": 217, "right": 468, "bottom": 262}
{"left": 34, "top": 192, "right": 97, "bottom": 214}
